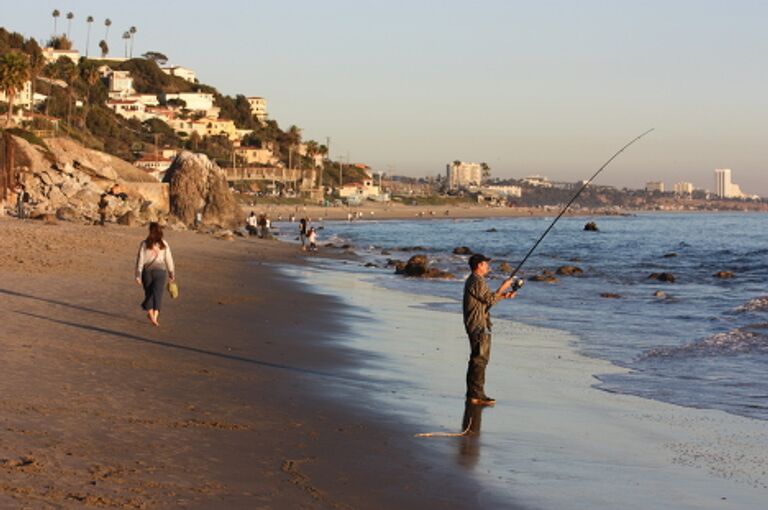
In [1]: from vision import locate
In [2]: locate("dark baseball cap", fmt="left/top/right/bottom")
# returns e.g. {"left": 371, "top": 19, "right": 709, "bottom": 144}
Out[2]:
{"left": 468, "top": 253, "right": 491, "bottom": 270}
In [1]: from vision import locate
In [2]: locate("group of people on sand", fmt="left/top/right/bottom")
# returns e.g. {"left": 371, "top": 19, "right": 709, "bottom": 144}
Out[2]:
{"left": 298, "top": 217, "right": 318, "bottom": 252}
{"left": 246, "top": 212, "right": 273, "bottom": 239}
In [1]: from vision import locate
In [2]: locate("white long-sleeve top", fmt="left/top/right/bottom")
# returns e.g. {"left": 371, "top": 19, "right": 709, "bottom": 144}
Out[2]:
{"left": 135, "top": 240, "right": 175, "bottom": 278}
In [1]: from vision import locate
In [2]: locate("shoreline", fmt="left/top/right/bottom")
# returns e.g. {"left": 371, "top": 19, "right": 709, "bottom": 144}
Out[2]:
{"left": 289, "top": 261, "right": 768, "bottom": 509}
{"left": 242, "top": 201, "right": 768, "bottom": 222}
{"left": 0, "top": 217, "right": 513, "bottom": 508}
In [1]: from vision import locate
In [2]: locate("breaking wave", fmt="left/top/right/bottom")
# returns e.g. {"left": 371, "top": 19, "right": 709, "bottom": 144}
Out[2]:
{"left": 643, "top": 326, "right": 768, "bottom": 359}
{"left": 734, "top": 296, "right": 768, "bottom": 313}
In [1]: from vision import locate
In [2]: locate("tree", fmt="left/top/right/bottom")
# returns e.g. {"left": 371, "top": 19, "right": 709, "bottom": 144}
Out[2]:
{"left": 129, "top": 26, "right": 137, "bottom": 58}
{"left": 52, "top": 9, "right": 60, "bottom": 36}
{"left": 0, "top": 51, "right": 30, "bottom": 123}
{"left": 142, "top": 51, "right": 168, "bottom": 65}
{"left": 98, "top": 40, "right": 109, "bottom": 58}
{"left": 78, "top": 59, "right": 100, "bottom": 127}
{"left": 85, "top": 15, "right": 94, "bottom": 57}
{"left": 480, "top": 162, "right": 491, "bottom": 179}
{"left": 23, "top": 38, "right": 44, "bottom": 112}
{"left": 47, "top": 35, "right": 73, "bottom": 51}
{"left": 122, "top": 31, "right": 131, "bottom": 58}
{"left": 66, "top": 12, "right": 74, "bottom": 39}
{"left": 104, "top": 18, "right": 112, "bottom": 42}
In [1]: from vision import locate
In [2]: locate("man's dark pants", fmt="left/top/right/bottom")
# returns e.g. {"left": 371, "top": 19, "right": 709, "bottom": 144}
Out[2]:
{"left": 466, "top": 329, "right": 491, "bottom": 399}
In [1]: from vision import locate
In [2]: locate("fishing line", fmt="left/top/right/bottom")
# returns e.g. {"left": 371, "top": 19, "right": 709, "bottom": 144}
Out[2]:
{"left": 509, "top": 128, "right": 655, "bottom": 281}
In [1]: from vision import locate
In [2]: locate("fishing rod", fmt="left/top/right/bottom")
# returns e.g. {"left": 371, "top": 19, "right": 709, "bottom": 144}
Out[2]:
{"left": 508, "top": 128, "right": 655, "bottom": 287}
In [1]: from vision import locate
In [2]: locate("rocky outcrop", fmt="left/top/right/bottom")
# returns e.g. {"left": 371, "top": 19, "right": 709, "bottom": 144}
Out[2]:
{"left": 7, "top": 134, "right": 164, "bottom": 224}
{"left": 163, "top": 151, "right": 242, "bottom": 229}
{"left": 395, "top": 255, "right": 454, "bottom": 279}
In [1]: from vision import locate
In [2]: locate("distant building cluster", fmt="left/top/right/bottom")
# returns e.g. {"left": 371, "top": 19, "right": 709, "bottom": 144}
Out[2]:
{"left": 446, "top": 161, "right": 483, "bottom": 190}
{"left": 714, "top": 168, "right": 744, "bottom": 198}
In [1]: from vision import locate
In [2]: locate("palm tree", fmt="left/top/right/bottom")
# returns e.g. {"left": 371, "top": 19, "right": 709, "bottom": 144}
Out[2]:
{"left": 52, "top": 9, "right": 61, "bottom": 36}
{"left": 79, "top": 60, "right": 100, "bottom": 128}
{"left": 0, "top": 51, "right": 31, "bottom": 124}
{"left": 104, "top": 18, "right": 112, "bottom": 42}
{"left": 122, "top": 31, "right": 131, "bottom": 58}
{"left": 85, "top": 16, "right": 94, "bottom": 57}
{"left": 99, "top": 40, "right": 109, "bottom": 58}
{"left": 129, "top": 26, "right": 137, "bottom": 58}
{"left": 66, "top": 12, "right": 74, "bottom": 39}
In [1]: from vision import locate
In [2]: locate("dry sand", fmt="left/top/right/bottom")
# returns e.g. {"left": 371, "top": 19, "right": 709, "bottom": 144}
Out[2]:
{"left": 0, "top": 216, "right": 511, "bottom": 509}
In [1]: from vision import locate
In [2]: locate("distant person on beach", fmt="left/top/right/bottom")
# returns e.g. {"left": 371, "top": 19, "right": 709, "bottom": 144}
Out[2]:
{"left": 246, "top": 212, "right": 258, "bottom": 235}
{"left": 135, "top": 222, "right": 176, "bottom": 327}
{"left": 307, "top": 227, "right": 318, "bottom": 252}
{"left": 463, "top": 253, "right": 516, "bottom": 406}
{"left": 299, "top": 218, "right": 308, "bottom": 250}
{"left": 15, "top": 184, "right": 29, "bottom": 219}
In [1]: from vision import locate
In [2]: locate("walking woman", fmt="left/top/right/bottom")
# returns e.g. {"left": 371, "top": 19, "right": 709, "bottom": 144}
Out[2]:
{"left": 135, "top": 222, "right": 175, "bottom": 326}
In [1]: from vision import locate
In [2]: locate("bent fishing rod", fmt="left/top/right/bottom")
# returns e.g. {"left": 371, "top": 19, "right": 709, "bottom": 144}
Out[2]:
{"left": 508, "top": 128, "right": 654, "bottom": 288}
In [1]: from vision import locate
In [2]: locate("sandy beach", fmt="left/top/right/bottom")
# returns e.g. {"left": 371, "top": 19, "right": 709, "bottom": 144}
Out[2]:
{"left": 0, "top": 217, "right": 512, "bottom": 509}
{"left": 2, "top": 215, "right": 768, "bottom": 509}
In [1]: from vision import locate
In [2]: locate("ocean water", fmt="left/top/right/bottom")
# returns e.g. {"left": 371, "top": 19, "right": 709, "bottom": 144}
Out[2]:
{"left": 276, "top": 212, "right": 768, "bottom": 421}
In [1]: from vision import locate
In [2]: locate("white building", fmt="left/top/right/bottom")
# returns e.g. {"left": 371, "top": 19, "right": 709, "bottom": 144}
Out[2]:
{"left": 246, "top": 96, "right": 268, "bottom": 122}
{"left": 714, "top": 168, "right": 744, "bottom": 198}
{"left": 481, "top": 185, "right": 522, "bottom": 198}
{"left": 645, "top": 181, "right": 665, "bottom": 193}
{"left": 161, "top": 92, "right": 215, "bottom": 114}
{"left": 0, "top": 80, "right": 32, "bottom": 109}
{"left": 522, "top": 175, "right": 553, "bottom": 188}
{"left": 446, "top": 161, "right": 483, "bottom": 190}
{"left": 41, "top": 47, "right": 81, "bottom": 64}
{"left": 673, "top": 182, "right": 694, "bottom": 195}
{"left": 161, "top": 66, "right": 197, "bottom": 83}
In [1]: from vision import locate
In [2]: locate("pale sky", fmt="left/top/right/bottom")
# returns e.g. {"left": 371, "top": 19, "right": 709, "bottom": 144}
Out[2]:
{"left": 5, "top": 1, "right": 768, "bottom": 195}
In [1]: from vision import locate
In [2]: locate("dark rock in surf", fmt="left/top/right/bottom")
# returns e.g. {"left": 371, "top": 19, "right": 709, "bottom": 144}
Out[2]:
{"left": 452, "top": 246, "right": 473, "bottom": 255}
{"left": 584, "top": 222, "right": 599, "bottom": 231}
{"left": 530, "top": 270, "right": 558, "bottom": 283}
{"left": 663, "top": 252, "right": 678, "bottom": 258}
{"left": 556, "top": 265, "right": 583, "bottom": 276}
{"left": 600, "top": 293, "right": 622, "bottom": 299}
{"left": 395, "top": 254, "right": 454, "bottom": 279}
{"left": 649, "top": 272, "right": 675, "bottom": 283}
{"left": 498, "top": 261, "right": 513, "bottom": 273}
{"left": 714, "top": 270, "right": 734, "bottom": 279}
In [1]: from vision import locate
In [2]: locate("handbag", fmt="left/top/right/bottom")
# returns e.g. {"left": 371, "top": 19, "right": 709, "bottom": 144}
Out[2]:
{"left": 167, "top": 281, "right": 179, "bottom": 299}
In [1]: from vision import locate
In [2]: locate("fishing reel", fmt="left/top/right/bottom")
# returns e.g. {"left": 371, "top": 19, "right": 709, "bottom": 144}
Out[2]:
{"left": 511, "top": 277, "right": 525, "bottom": 292}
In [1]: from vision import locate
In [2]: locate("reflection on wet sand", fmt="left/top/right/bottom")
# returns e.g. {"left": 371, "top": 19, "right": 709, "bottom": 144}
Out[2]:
{"left": 457, "top": 401, "right": 488, "bottom": 469}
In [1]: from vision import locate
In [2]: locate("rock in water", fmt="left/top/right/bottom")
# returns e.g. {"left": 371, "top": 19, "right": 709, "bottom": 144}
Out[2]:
{"left": 556, "top": 265, "right": 583, "bottom": 276}
{"left": 164, "top": 151, "right": 242, "bottom": 228}
{"left": 649, "top": 272, "right": 676, "bottom": 283}
{"left": 584, "top": 221, "right": 599, "bottom": 231}
{"left": 452, "top": 246, "right": 473, "bottom": 255}
{"left": 713, "top": 270, "right": 734, "bottom": 279}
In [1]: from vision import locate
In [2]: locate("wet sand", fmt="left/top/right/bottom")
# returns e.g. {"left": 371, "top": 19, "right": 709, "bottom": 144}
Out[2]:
{"left": 0, "top": 217, "right": 515, "bottom": 509}
{"left": 290, "top": 262, "right": 768, "bottom": 510}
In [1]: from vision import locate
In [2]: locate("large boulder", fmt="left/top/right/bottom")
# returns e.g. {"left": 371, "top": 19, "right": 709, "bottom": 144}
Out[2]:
{"left": 163, "top": 151, "right": 242, "bottom": 228}
{"left": 649, "top": 272, "right": 676, "bottom": 283}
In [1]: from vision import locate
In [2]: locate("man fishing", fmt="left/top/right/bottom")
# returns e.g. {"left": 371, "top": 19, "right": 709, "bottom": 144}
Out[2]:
{"left": 463, "top": 254, "right": 517, "bottom": 406}
{"left": 460, "top": 129, "right": 653, "bottom": 408}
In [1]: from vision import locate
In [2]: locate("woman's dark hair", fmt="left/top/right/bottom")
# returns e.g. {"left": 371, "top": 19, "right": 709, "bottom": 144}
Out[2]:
{"left": 145, "top": 222, "right": 165, "bottom": 249}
